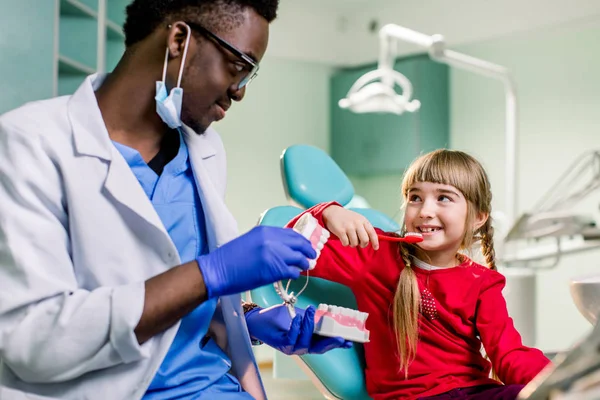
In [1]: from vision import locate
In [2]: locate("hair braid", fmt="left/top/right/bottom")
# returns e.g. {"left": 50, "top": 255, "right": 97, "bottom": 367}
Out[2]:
{"left": 393, "top": 244, "right": 420, "bottom": 375}
{"left": 480, "top": 219, "right": 496, "bottom": 271}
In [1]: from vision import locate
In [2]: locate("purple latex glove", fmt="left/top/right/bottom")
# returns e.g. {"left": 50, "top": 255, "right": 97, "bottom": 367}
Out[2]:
{"left": 197, "top": 226, "right": 316, "bottom": 299}
{"left": 245, "top": 304, "right": 353, "bottom": 355}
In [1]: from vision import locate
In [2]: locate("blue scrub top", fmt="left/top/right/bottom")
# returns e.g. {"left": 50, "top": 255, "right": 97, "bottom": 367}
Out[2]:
{"left": 113, "top": 131, "right": 252, "bottom": 399}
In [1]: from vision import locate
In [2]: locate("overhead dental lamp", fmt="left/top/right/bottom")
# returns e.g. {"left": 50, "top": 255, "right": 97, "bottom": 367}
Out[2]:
{"left": 338, "top": 66, "right": 421, "bottom": 115}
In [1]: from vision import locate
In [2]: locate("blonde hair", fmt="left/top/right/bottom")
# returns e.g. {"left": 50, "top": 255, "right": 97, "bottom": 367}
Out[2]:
{"left": 393, "top": 149, "right": 495, "bottom": 373}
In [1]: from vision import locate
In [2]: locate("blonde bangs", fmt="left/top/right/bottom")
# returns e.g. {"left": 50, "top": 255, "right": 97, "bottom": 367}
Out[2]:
{"left": 401, "top": 150, "right": 481, "bottom": 205}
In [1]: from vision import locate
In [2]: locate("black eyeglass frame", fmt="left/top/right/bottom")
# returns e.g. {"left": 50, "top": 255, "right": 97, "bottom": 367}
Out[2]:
{"left": 186, "top": 21, "right": 259, "bottom": 90}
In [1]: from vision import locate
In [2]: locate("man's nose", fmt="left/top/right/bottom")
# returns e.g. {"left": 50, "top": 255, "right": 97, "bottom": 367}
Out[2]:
{"left": 229, "top": 84, "right": 246, "bottom": 102}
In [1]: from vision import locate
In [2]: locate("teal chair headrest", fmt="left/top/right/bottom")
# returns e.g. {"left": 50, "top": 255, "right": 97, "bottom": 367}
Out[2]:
{"left": 281, "top": 145, "right": 355, "bottom": 208}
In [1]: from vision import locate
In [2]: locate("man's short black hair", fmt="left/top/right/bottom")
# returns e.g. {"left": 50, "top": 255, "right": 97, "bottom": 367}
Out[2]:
{"left": 123, "top": 0, "right": 279, "bottom": 47}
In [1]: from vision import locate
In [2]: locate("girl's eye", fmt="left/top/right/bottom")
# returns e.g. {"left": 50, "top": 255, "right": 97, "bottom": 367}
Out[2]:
{"left": 438, "top": 195, "right": 451, "bottom": 202}
{"left": 409, "top": 194, "right": 421, "bottom": 202}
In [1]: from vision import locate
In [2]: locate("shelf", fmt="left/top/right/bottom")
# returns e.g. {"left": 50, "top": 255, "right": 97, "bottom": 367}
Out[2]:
{"left": 59, "top": 16, "right": 98, "bottom": 72}
{"left": 106, "top": 20, "right": 124, "bottom": 41}
{"left": 60, "top": 0, "right": 97, "bottom": 19}
{"left": 58, "top": 55, "right": 95, "bottom": 75}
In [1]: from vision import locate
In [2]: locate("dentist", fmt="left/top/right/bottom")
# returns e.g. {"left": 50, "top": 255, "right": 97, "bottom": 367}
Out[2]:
{"left": 0, "top": 0, "right": 350, "bottom": 399}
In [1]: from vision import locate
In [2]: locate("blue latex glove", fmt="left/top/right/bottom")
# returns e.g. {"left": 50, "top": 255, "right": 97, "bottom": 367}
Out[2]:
{"left": 197, "top": 226, "right": 316, "bottom": 299}
{"left": 245, "top": 304, "right": 353, "bottom": 355}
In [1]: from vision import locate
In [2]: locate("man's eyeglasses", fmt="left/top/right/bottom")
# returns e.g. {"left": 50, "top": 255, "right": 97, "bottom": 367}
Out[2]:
{"left": 186, "top": 22, "right": 259, "bottom": 90}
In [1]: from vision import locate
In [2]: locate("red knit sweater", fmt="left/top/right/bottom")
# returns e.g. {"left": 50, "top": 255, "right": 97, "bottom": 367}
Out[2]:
{"left": 287, "top": 203, "right": 550, "bottom": 400}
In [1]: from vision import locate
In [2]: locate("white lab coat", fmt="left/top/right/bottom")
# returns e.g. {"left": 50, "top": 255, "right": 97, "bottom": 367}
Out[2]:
{"left": 0, "top": 75, "right": 267, "bottom": 400}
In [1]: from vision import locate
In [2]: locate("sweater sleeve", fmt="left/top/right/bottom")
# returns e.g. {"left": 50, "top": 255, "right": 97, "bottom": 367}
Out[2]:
{"left": 285, "top": 202, "right": 379, "bottom": 290}
{"left": 476, "top": 271, "right": 551, "bottom": 384}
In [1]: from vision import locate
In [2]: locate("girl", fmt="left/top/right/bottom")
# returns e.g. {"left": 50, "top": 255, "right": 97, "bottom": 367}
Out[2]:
{"left": 286, "top": 149, "right": 550, "bottom": 400}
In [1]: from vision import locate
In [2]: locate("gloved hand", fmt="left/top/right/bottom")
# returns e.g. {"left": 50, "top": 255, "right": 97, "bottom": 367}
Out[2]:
{"left": 197, "top": 226, "right": 316, "bottom": 299}
{"left": 245, "top": 304, "right": 353, "bottom": 355}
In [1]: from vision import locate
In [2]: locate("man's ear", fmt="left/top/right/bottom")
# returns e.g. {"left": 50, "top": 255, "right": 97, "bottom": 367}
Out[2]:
{"left": 474, "top": 212, "right": 489, "bottom": 232}
{"left": 166, "top": 21, "right": 191, "bottom": 58}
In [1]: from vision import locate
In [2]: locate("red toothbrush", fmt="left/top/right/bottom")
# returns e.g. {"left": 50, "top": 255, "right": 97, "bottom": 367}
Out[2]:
{"left": 376, "top": 232, "right": 423, "bottom": 243}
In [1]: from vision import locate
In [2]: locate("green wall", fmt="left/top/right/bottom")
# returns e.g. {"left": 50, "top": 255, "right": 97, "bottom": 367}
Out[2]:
{"left": 0, "top": 1, "right": 55, "bottom": 114}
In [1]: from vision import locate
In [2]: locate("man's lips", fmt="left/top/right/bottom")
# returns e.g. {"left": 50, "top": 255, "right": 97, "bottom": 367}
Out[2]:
{"left": 215, "top": 104, "right": 227, "bottom": 120}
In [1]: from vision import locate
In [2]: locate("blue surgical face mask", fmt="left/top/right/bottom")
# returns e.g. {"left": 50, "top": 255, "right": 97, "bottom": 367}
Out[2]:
{"left": 155, "top": 24, "right": 191, "bottom": 129}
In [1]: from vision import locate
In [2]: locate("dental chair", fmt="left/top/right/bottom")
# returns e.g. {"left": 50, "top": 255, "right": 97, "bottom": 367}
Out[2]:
{"left": 251, "top": 145, "right": 400, "bottom": 400}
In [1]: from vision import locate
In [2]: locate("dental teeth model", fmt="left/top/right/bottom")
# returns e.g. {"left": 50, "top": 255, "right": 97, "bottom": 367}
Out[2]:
{"left": 274, "top": 213, "right": 331, "bottom": 318}
{"left": 292, "top": 213, "right": 331, "bottom": 269}
{"left": 314, "top": 304, "right": 370, "bottom": 343}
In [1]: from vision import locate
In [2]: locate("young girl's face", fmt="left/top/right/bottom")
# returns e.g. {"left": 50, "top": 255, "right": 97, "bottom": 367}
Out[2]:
{"left": 404, "top": 181, "right": 468, "bottom": 262}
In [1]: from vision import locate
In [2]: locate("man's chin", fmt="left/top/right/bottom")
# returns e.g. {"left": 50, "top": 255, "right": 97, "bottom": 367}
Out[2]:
{"left": 183, "top": 119, "right": 212, "bottom": 135}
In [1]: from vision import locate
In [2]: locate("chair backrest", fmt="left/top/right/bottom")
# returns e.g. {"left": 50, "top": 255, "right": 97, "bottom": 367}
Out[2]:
{"left": 251, "top": 205, "right": 370, "bottom": 400}
{"left": 281, "top": 144, "right": 355, "bottom": 208}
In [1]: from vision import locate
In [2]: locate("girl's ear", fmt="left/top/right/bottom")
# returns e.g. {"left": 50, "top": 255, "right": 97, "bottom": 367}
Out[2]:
{"left": 474, "top": 212, "right": 489, "bottom": 232}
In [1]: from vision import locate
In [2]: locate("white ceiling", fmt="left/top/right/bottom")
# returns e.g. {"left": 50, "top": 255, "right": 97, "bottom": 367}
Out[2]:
{"left": 268, "top": 0, "right": 600, "bottom": 66}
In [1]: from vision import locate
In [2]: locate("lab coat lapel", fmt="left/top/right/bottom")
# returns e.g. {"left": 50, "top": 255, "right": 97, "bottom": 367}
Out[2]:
{"left": 182, "top": 126, "right": 238, "bottom": 249}
{"left": 68, "top": 74, "right": 170, "bottom": 237}
{"left": 103, "top": 151, "right": 168, "bottom": 235}
{"left": 183, "top": 126, "right": 267, "bottom": 400}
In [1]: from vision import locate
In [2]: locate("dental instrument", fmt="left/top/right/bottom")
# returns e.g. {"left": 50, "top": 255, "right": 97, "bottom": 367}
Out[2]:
{"left": 502, "top": 151, "right": 600, "bottom": 267}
